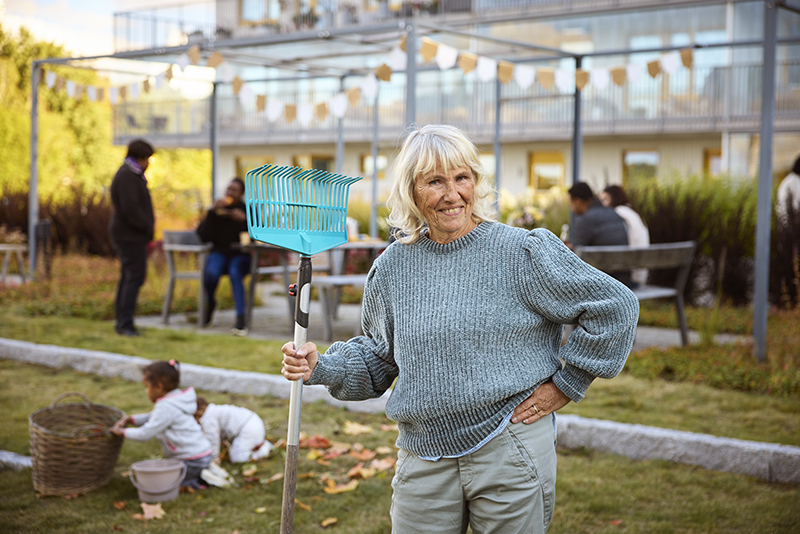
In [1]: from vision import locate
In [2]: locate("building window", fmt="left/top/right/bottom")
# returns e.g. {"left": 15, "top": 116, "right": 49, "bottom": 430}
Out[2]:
{"left": 293, "top": 154, "right": 334, "bottom": 172}
{"left": 529, "top": 152, "right": 565, "bottom": 190}
{"left": 361, "top": 154, "right": 388, "bottom": 179}
{"left": 704, "top": 148, "right": 722, "bottom": 176}
{"left": 623, "top": 150, "right": 659, "bottom": 185}
{"left": 240, "top": 0, "right": 281, "bottom": 25}
{"left": 236, "top": 155, "right": 274, "bottom": 179}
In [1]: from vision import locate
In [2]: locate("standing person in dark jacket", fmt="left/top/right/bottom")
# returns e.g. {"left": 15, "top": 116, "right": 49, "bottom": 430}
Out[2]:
{"left": 110, "top": 139, "right": 155, "bottom": 337}
{"left": 567, "top": 181, "right": 631, "bottom": 286}
{"left": 196, "top": 178, "right": 250, "bottom": 335}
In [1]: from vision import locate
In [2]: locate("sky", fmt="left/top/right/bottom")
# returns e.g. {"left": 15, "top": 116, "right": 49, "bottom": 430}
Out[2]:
{"left": 2, "top": 0, "right": 158, "bottom": 56}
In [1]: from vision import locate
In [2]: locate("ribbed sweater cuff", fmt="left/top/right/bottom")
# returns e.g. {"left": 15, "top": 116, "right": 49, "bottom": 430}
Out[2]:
{"left": 552, "top": 364, "right": 596, "bottom": 403}
{"left": 306, "top": 353, "right": 345, "bottom": 388}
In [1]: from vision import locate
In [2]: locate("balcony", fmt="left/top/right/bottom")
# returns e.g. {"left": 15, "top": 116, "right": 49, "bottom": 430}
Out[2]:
{"left": 113, "top": 0, "right": 701, "bottom": 53}
{"left": 113, "top": 62, "right": 800, "bottom": 148}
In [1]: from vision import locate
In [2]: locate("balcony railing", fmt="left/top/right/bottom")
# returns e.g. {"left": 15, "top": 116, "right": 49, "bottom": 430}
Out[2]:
{"left": 114, "top": 0, "right": 696, "bottom": 53}
{"left": 113, "top": 62, "right": 800, "bottom": 146}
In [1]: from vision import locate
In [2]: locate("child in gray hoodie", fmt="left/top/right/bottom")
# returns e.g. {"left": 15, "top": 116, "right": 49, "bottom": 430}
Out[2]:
{"left": 112, "top": 360, "right": 213, "bottom": 489}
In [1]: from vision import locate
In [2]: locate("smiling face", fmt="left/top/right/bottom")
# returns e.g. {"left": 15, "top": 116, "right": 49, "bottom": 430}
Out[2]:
{"left": 413, "top": 166, "right": 477, "bottom": 244}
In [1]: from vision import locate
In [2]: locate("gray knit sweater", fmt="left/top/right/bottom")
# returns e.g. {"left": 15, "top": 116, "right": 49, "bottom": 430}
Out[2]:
{"left": 308, "top": 222, "right": 639, "bottom": 458}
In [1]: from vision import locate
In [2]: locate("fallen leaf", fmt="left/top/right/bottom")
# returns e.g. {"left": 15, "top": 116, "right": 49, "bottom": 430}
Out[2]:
{"left": 347, "top": 463, "right": 376, "bottom": 480}
{"left": 299, "top": 471, "right": 317, "bottom": 479}
{"left": 349, "top": 448, "right": 376, "bottom": 461}
{"left": 295, "top": 498, "right": 312, "bottom": 511}
{"left": 113, "top": 501, "right": 127, "bottom": 510}
{"left": 113, "top": 526, "right": 124, "bottom": 531}
{"left": 351, "top": 442, "right": 365, "bottom": 452}
{"left": 610, "top": 519, "right": 623, "bottom": 526}
{"left": 380, "top": 423, "right": 399, "bottom": 432}
{"left": 254, "top": 507, "right": 267, "bottom": 514}
{"left": 321, "top": 517, "right": 339, "bottom": 527}
{"left": 307, "top": 449, "right": 323, "bottom": 460}
{"left": 266, "top": 473, "right": 284, "bottom": 484}
{"left": 375, "top": 446, "right": 393, "bottom": 455}
{"left": 343, "top": 421, "right": 373, "bottom": 435}
{"left": 241, "top": 463, "right": 258, "bottom": 477}
{"left": 120, "top": 471, "right": 131, "bottom": 477}
{"left": 131, "top": 514, "right": 145, "bottom": 521}
{"left": 180, "top": 486, "right": 195, "bottom": 494}
{"left": 323, "top": 479, "right": 359, "bottom": 494}
{"left": 274, "top": 438, "right": 286, "bottom": 449}
{"left": 231, "top": 530, "right": 240, "bottom": 534}
{"left": 370, "top": 456, "right": 397, "bottom": 472}
{"left": 316, "top": 459, "right": 331, "bottom": 466}
{"left": 63, "top": 493, "right": 81, "bottom": 500}
{"left": 323, "top": 441, "right": 351, "bottom": 459}
{"left": 141, "top": 502, "right": 166, "bottom": 520}
{"left": 301, "top": 434, "right": 332, "bottom": 449}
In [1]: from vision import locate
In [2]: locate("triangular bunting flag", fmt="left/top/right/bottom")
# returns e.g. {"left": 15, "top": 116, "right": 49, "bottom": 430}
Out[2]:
{"left": 537, "top": 67, "right": 554, "bottom": 89}
{"left": 647, "top": 59, "right": 662, "bottom": 78}
{"left": 87, "top": 86, "right": 97, "bottom": 102}
{"left": 109, "top": 87, "right": 118, "bottom": 104}
{"left": 575, "top": 69, "right": 589, "bottom": 90}
{"left": 155, "top": 73, "right": 165, "bottom": 90}
{"left": 45, "top": 71, "right": 57, "bottom": 88}
{"left": 399, "top": 34, "right": 407, "bottom": 52}
{"left": 119, "top": 86, "right": 127, "bottom": 100}
{"left": 256, "top": 95, "right": 266, "bottom": 112}
{"left": 514, "top": 64, "right": 535, "bottom": 89}
{"left": 284, "top": 103, "right": 297, "bottom": 123}
{"left": 360, "top": 73, "right": 379, "bottom": 100}
{"left": 497, "top": 60, "right": 514, "bottom": 84}
{"left": 187, "top": 45, "right": 201, "bottom": 65}
{"left": 680, "top": 47, "right": 693, "bottom": 69}
{"left": 143, "top": 79, "right": 150, "bottom": 93}
{"left": 346, "top": 87, "right": 361, "bottom": 106}
{"left": 66, "top": 80, "right": 75, "bottom": 98}
{"left": 177, "top": 53, "right": 190, "bottom": 72}
{"left": 435, "top": 43, "right": 459, "bottom": 71}
{"left": 591, "top": 68, "right": 610, "bottom": 90}
{"left": 555, "top": 69, "right": 572, "bottom": 93}
{"left": 458, "top": 52, "right": 478, "bottom": 74}
{"left": 266, "top": 99, "right": 284, "bottom": 122}
{"left": 626, "top": 63, "right": 645, "bottom": 84}
{"left": 329, "top": 92, "right": 348, "bottom": 119}
{"left": 165, "top": 65, "right": 174, "bottom": 81}
{"left": 387, "top": 45, "right": 407, "bottom": 72}
{"left": 610, "top": 66, "right": 627, "bottom": 86}
{"left": 97, "top": 87, "right": 105, "bottom": 102}
{"left": 207, "top": 51, "right": 225, "bottom": 68}
{"left": 75, "top": 84, "right": 84, "bottom": 99}
{"left": 476, "top": 56, "right": 497, "bottom": 82}
{"left": 420, "top": 37, "right": 438, "bottom": 63}
{"left": 375, "top": 63, "right": 392, "bottom": 82}
{"left": 297, "top": 104, "right": 313, "bottom": 127}
{"left": 661, "top": 51, "right": 681, "bottom": 75}
{"left": 56, "top": 76, "right": 64, "bottom": 91}
{"left": 315, "top": 102, "right": 329, "bottom": 121}
{"left": 238, "top": 83, "right": 253, "bottom": 105}
{"left": 232, "top": 76, "right": 244, "bottom": 95}
{"left": 129, "top": 83, "right": 140, "bottom": 100}
{"left": 220, "top": 62, "right": 235, "bottom": 83}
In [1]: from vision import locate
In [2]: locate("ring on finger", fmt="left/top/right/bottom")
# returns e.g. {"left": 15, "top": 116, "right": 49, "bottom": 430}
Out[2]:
{"left": 532, "top": 404, "right": 539, "bottom": 414}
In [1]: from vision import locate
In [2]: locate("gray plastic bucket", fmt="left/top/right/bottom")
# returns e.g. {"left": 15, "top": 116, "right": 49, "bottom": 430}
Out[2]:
{"left": 129, "top": 459, "right": 186, "bottom": 503}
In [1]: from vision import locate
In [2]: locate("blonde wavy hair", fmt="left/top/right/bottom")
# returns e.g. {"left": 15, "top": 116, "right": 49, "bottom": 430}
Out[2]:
{"left": 386, "top": 125, "right": 497, "bottom": 244}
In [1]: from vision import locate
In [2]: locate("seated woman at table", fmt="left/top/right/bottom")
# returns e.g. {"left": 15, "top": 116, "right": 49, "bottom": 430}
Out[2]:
{"left": 196, "top": 178, "right": 250, "bottom": 336}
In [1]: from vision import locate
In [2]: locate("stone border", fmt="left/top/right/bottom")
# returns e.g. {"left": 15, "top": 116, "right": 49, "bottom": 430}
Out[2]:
{"left": 2, "top": 338, "right": 798, "bottom": 483}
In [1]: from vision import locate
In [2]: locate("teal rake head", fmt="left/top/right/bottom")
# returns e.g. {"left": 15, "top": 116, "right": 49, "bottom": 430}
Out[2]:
{"left": 245, "top": 164, "right": 363, "bottom": 256}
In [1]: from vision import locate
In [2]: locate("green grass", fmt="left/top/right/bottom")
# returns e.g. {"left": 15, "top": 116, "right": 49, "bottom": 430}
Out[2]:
{"left": 1, "top": 360, "right": 798, "bottom": 534}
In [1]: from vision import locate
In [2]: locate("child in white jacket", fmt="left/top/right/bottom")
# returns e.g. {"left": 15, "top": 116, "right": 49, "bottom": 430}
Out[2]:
{"left": 194, "top": 397, "right": 273, "bottom": 463}
{"left": 112, "top": 360, "right": 213, "bottom": 489}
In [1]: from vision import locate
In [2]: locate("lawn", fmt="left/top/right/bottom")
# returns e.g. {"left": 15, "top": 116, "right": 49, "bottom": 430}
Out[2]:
{"left": 1, "top": 360, "right": 798, "bottom": 534}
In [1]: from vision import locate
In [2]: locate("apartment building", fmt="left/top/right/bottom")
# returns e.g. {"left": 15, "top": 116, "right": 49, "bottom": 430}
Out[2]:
{"left": 112, "top": 0, "right": 800, "bottom": 203}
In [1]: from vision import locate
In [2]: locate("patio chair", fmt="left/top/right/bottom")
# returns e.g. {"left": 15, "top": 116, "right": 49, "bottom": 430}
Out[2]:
{"left": 161, "top": 230, "right": 212, "bottom": 325}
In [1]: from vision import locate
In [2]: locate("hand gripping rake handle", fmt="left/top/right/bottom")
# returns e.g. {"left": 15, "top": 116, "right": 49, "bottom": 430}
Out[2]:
{"left": 281, "top": 255, "right": 312, "bottom": 534}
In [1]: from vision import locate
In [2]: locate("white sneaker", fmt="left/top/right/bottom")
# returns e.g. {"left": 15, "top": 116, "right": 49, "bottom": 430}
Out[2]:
{"left": 230, "top": 327, "right": 248, "bottom": 337}
{"left": 250, "top": 440, "right": 274, "bottom": 461}
{"left": 201, "top": 463, "right": 236, "bottom": 488}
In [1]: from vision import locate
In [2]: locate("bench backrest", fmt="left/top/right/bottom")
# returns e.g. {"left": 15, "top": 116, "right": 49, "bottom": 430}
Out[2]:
{"left": 575, "top": 241, "right": 696, "bottom": 272}
{"left": 163, "top": 230, "right": 203, "bottom": 247}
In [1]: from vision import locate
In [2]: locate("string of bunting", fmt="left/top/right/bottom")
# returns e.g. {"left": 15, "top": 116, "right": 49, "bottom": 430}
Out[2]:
{"left": 44, "top": 39, "right": 695, "bottom": 126}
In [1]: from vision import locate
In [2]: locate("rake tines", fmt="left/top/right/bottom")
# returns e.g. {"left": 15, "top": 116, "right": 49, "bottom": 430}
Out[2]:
{"left": 245, "top": 164, "right": 362, "bottom": 256}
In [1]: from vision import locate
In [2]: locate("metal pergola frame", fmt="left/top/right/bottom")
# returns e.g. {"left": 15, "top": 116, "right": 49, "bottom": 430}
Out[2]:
{"left": 27, "top": 1, "right": 799, "bottom": 360}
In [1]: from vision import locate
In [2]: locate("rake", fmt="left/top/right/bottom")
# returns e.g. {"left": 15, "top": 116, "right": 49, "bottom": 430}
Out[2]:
{"left": 245, "top": 164, "right": 362, "bottom": 534}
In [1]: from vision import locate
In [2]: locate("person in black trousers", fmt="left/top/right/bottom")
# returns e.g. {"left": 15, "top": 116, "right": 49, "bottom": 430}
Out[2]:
{"left": 109, "top": 139, "right": 155, "bottom": 336}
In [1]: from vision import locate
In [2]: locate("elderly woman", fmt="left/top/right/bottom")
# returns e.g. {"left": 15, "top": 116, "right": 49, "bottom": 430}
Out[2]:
{"left": 282, "top": 125, "right": 638, "bottom": 533}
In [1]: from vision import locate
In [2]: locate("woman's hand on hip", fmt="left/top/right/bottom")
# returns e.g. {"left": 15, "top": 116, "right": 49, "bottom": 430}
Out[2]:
{"left": 281, "top": 341, "right": 319, "bottom": 382}
{"left": 512, "top": 380, "right": 571, "bottom": 424}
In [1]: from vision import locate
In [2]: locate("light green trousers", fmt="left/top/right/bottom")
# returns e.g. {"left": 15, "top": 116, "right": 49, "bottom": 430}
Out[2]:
{"left": 390, "top": 415, "right": 557, "bottom": 534}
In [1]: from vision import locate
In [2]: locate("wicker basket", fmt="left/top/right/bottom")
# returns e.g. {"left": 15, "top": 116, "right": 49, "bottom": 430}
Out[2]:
{"left": 29, "top": 392, "right": 125, "bottom": 496}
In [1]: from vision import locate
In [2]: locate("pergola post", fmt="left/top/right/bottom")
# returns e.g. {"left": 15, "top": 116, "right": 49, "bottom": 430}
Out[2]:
{"left": 370, "top": 85, "right": 380, "bottom": 238}
{"left": 753, "top": 0, "right": 778, "bottom": 362}
{"left": 404, "top": 22, "right": 416, "bottom": 126}
{"left": 494, "top": 78, "right": 502, "bottom": 209}
{"left": 28, "top": 62, "right": 40, "bottom": 279}
{"left": 210, "top": 81, "right": 219, "bottom": 199}
{"left": 571, "top": 57, "right": 583, "bottom": 187}
{"left": 336, "top": 76, "right": 345, "bottom": 174}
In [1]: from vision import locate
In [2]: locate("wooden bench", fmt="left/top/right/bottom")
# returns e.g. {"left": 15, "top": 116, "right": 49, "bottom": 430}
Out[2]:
{"left": 575, "top": 241, "right": 697, "bottom": 346}
{"left": 161, "top": 231, "right": 211, "bottom": 325}
{"left": 314, "top": 274, "right": 368, "bottom": 341}
{"left": 0, "top": 244, "right": 27, "bottom": 284}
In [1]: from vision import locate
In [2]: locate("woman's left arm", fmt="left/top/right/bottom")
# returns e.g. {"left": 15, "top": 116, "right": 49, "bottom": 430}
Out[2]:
{"left": 521, "top": 229, "right": 639, "bottom": 405}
